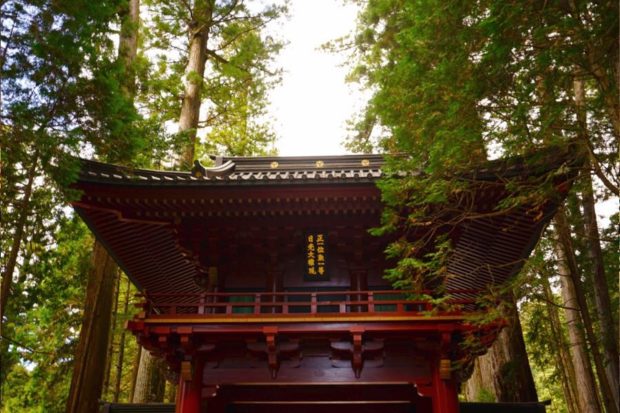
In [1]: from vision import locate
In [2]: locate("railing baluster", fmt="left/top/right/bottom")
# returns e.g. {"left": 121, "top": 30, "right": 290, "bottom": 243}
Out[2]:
{"left": 143, "top": 289, "right": 484, "bottom": 318}
{"left": 198, "top": 292, "right": 205, "bottom": 315}
{"left": 254, "top": 294, "right": 260, "bottom": 314}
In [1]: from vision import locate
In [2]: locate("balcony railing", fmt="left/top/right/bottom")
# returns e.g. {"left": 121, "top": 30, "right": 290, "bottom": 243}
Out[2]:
{"left": 137, "top": 290, "right": 483, "bottom": 317}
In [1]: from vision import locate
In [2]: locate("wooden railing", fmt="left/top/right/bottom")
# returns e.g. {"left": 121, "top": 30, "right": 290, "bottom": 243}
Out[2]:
{"left": 137, "top": 290, "right": 482, "bottom": 317}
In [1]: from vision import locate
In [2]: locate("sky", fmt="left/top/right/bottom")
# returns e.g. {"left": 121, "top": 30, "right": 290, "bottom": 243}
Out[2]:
{"left": 266, "top": 0, "right": 365, "bottom": 155}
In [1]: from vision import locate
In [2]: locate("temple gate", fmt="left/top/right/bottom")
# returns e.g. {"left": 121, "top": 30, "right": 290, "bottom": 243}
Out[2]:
{"left": 73, "top": 152, "right": 575, "bottom": 413}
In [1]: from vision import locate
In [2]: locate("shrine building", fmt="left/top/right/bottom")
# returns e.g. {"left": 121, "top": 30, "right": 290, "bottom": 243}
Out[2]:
{"left": 72, "top": 150, "right": 575, "bottom": 413}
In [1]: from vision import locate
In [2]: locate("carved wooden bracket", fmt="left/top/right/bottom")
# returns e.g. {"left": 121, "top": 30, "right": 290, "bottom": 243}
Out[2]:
{"left": 352, "top": 329, "right": 363, "bottom": 378}
{"left": 330, "top": 328, "right": 384, "bottom": 378}
{"left": 265, "top": 328, "right": 278, "bottom": 378}
{"left": 439, "top": 331, "right": 453, "bottom": 380}
{"left": 158, "top": 335, "right": 168, "bottom": 351}
{"left": 180, "top": 360, "right": 192, "bottom": 382}
{"left": 245, "top": 327, "right": 302, "bottom": 379}
{"left": 178, "top": 326, "right": 194, "bottom": 355}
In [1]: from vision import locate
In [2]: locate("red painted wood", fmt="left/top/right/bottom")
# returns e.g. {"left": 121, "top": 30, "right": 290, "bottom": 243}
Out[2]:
{"left": 431, "top": 357, "right": 460, "bottom": 413}
{"left": 142, "top": 289, "right": 482, "bottom": 316}
{"left": 175, "top": 358, "right": 205, "bottom": 413}
{"left": 205, "top": 383, "right": 434, "bottom": 413}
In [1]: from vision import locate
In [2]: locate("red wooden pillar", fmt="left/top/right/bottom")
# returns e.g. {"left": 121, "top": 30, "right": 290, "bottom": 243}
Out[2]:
{"left": 431, "top": 356, "right": 460, "bottom": 413}
{"left": 176, "top": 358, "right": 205, "bottom": 413}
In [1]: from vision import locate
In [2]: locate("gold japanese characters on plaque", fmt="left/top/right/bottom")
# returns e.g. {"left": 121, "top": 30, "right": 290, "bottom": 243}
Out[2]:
{"left": 305, "top": 232, "right": 328, "bottom": 280}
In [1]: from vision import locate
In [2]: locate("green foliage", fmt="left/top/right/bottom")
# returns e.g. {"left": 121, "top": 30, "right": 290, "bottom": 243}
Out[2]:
{"left": 140, "top": 0, "right": 287, "bottom": 159}
{"left": 2, "top": 1, "right": 288, "bottom": 410}
{"left": 476, "top": 388, "right": 496, "bottom": 403}
{"left": 100, "top": 275, "right": 141, "bottom": 403}
{"left": 1, "top": 0, "right": 151, "bottom": 409}
{"left": 345, "top": 0, "right": 618, "bottom": 405}
{"left": 345, "top": 0, "right": 618, "bottom": 311}
{"left": 1, "top": 217, "right": 92, "bottom": 412}
{"left": 518, "top": 243, "right": 572, "bottom": 413}
{"left": 1, "top": 0, "right": 147, "bottom": 166}
{"left": 521, "top": 299, "right": 569, "bottom": 413}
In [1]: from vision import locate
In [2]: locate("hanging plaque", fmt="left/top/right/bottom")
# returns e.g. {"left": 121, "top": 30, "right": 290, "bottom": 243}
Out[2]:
{"left": 304, "top": 232, "right": 328, "bottom": 281}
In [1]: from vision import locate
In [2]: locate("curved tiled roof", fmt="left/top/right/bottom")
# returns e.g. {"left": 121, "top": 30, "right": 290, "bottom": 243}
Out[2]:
{"left": 72, "top": 149, "right": 579, "bottom": 299}
{"left": 78, "top": 154, "right": 384, "bottom": 186}
{"left": 77, "top": 145, "right": 579, "bottom": 187}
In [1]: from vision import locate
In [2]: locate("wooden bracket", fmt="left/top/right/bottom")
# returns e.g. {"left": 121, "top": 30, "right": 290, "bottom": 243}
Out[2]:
{"left": 180, "top": 360, "right": 192, "bottom": 382}
{"left": 439, "top": 331, "right": 453, "bottom": 380}
{"left": 178, "top": 326, "right": 195, "bottom": 355}
{"left": 351, "top": 327, "right": 364, "bottom": 378}
{"left": 263, "top": 326, "right": 279, "bottom": 379}
{"left": 158, "top": 335, "right": 168, "bottom": 351}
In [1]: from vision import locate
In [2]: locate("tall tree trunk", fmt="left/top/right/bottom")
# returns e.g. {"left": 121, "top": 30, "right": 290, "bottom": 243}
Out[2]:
{"left": 581, "top": 175, "right": 620, "bottom": 409}
{"left": 103, "top": 270, "right": 121, "bottom": 398}
{"left": 131, "top": 350, "right": 166, "bottom": 403}
{"left": 0, "top": 153, "right": 38, "bottom": 325}
{"left": 463, "top": 299, "right": 538, "bottom": 402}
{"left": 67, "top": 3, "right": 141, "bottom": 410}
{"left": 129, "top": 346, "right": 142, "bottom": 402}
{"left": 165, "top": 380, "right": 177, "bottom": 403}
{"left": 118, "top": 0, "right": 140, "bottom": 96}
{"left": 113, "top": 276, "right": 131, "bottom": 402}
{"left": 555, "top": 207, "right": 613, "bottom": 412}
{"left": 541, "top": 276, "right": 579, "bottom": 413}
{"left": 178, "top": 1, "right": 214, "bottom": 168}
{"left": 573, "top": 75, "right": 620, "bottom": 410}
{"left": 65, "top": 242, "right": 118, "bottom": 413}
{"left": 554, "top": 232, "right": 601, "bottom": 412}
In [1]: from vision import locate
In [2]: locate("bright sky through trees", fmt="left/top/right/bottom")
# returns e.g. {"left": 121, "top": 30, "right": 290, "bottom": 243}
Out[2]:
{"left": 267, "top": 0, "right": 363, "bottom": 155}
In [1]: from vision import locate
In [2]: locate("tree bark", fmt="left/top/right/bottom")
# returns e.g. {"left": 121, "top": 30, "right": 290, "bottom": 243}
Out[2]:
{"left": 103, "top": 270, "right": 121, "bottom": 398}
{"left": 65, "top": 242, "right": 118, "bottom": 413}
{"left": 131, "top": 349, "right": 167, "bottom": 403}
{"left": 129, "top": 345, "right": 142, "bottom": 402}
{"left": 580, "top": 174, "right": 620, "bottom": 408}
{"left": 113, "top": 276, "right": 132, "bottom": 402}
{"left": 541, "top": 276, "right": 579, "bottom": 413}
{"left": 554, "top": 207, "right": 609, "bottom": 412}
{"left": 574, "top": 74, "right": 620, "bottom": 410}
{"left": 165, "top": 380, "right": 177, "bottom": 403}
{"left": 554, "top": 235, "right": 601, "bottom": 412}
{"left": 463, "top": 300, "right": 538, "bottom": 402}
{"left": 118, "top": 0, "right": 140, "bottom": 96}
{"left": 178, "top": 1, "right": 214, "bottom": 168}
